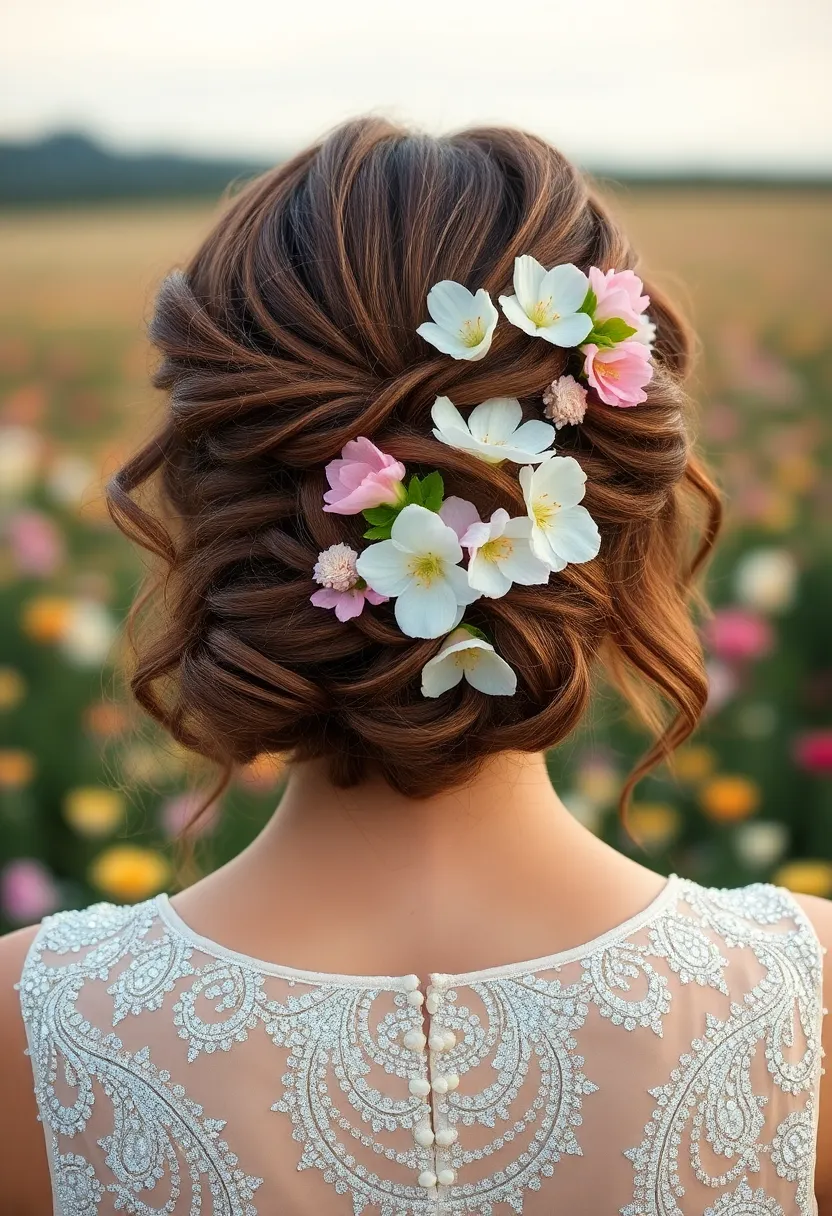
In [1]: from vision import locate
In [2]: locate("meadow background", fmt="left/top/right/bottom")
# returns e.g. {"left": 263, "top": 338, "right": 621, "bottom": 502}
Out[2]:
{"left": 0, "top": 182, "right": 830, "bottom": 929}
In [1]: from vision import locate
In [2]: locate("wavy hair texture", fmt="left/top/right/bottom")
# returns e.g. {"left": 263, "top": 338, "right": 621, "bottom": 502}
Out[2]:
{"left": 107, "top": 117, "right": 722, "bottom": 806}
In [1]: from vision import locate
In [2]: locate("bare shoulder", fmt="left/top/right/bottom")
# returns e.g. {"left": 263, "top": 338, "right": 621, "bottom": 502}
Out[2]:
{"left": 0, "top": 924, "right": 54, "bottom": 1212}
{"left": 791, "top": 893, "right": 832, "bottom": 1208}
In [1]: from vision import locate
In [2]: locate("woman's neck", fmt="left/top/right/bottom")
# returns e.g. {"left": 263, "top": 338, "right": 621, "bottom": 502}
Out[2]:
{"left": 173, "top": 751, "right": 665, "bottom": 976}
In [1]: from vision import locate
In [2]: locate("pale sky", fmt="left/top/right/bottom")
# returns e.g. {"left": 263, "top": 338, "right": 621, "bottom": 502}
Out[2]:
{"left": 2, "top": 0, "right": 830, "bottom": 172}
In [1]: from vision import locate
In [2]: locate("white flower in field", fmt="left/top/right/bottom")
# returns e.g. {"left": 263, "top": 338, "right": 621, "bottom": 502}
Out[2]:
{"left": 421, "top": 627, "right": 517, "bottom": 698}
{"left": 431, "top": 396, "right": 555, "bottom": 465}
{"left": 355, "top": 504, "right": 480, "bottom": 639}
{"left": 734, "top": 547, "right": 798, "bottom": 614}
{"left": 735, "top": 820, "right": 789, "bottom": 869}
{"left": 499, "top": 256, "right": 592, "bottom": 347}
{"left": 416, "top": 280, "right": 499, "bottom": 361}
{"left": 519, "top": 457, "right": 601, "bottom": 572}
{"left": 60, "top": 600, "right": 118, "bottom": 667}
{"left": 441, "top": 500, "right": 550, "bottom": 598}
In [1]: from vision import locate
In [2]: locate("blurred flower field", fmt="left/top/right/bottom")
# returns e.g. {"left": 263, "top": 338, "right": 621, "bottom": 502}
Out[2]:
{"left": 0, "top": 189, "right": 830, "bottom": 929}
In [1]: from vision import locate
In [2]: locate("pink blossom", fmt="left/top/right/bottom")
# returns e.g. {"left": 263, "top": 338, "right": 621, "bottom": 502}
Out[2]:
{"left": 7, "top": 510, "right": 64, "bottom": 577}
{"left": 793, "top": 730, "right": 832, "bottom": 775}
{"left": 589, "top": 267, "right": 650, "bottom": 328}
{"left": 1, "top": 858, "right": 60, "bottom": 923}
{"left": 323, "top": 437, "right": 406, "bottom": 515}
{"left": 310, "top": 542, "right": 388, "bottom": 622}
{"left": 161, "top": 791, "right": 221, "bottom": 838}
{"left": 704, "top": 608, "right": 774, "bottom": 662}
{"left": 438, "top": 496, "right": 481, "bottom": 540}
{"left": 583, "top": 340, "right": 653, "bottom": 408}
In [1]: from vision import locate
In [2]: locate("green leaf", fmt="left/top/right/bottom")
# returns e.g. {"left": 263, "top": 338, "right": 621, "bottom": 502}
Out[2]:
{"left": 362, "top": 524, "right": 393, "bottom": 540}
{"left": 460, "top": 622, "right": 490, "bottom": 643}
{"left": 362, "top": 505, "right": 398, "bottom": 526}
{"left": 585, "top": 330, "right": 617, "bottom": 350}
{"left": 579, "top": 285, "right": 597, "bottom": 317}
{"left": 406, "top": 475, "right": 424, "bottom": 507}
{"left": 420, "top": 470, "right": 445, "bottom": 513}
{"left": 593, "top": 316, "right": 637, "bottom": 343}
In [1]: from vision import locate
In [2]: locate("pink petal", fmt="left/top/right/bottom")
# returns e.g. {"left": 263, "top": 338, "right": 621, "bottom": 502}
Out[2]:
{"left": 310, "top": 588, "right": 340, "bottom": 609}
{"left": 439, "top": 496, "right": 481, "bottom": 540}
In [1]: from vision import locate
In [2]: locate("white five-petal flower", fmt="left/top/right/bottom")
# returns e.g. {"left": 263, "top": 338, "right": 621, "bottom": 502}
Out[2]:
{"left": 499, "top": 256, "right": 593, "bottom": 347}
{"left": 439, "top": 497, "right": 551, "bottom": 599}
{"left": 519, "top": 457, "right": 601, "bottom": 572}
{"left": 416, "top": 280, "right": 499, "bottom": 361}
{"left": 431, "top": 396, "right": 555, "bottom": 466}
{"left": 355, "top": 504, "right": 480, "bottom": 639}
{"left": 421, "top": 627, "right": 517, "bottom": 698}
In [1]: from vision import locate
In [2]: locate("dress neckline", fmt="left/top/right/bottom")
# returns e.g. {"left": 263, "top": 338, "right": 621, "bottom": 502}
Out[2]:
{"left": 155, "top": 872, "right": 681, "bottom": 990}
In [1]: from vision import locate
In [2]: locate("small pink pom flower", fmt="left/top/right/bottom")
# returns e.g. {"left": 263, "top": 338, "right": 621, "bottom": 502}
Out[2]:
{"left": 1, "top": 858, "right": 60, "bottom": 923}
{"left": 310, "top": 542, "right": 388, "bottom": 622}
{"left": 323, "top": 437, "right": 406, "bottom": 515}
{"left": 542, "top": 375, "right": 588, "bottom": 428}
{"left": 589, "top": 267, "right": 650, "bottom": 328}
{"left": 583, "top": 339, "right": 653, "bottom": 408}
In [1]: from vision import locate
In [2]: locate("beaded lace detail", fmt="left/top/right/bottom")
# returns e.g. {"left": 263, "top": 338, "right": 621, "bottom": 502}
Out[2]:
{"left": 16, "top": 876, "right": 824, "bottom": 1215}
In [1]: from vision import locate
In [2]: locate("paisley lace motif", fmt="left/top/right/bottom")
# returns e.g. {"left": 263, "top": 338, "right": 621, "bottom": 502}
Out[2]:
{"left": 16, "top": 878, "right": 823, "bottom": 1215}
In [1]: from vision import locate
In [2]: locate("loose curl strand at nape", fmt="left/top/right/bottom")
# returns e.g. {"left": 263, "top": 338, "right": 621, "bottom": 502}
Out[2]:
{"left": 107, "top": 116, "right": 722, "bottom": 805}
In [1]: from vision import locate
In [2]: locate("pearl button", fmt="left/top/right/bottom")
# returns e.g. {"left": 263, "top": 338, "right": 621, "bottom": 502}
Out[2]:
{"left": 442, "top": 1030, "right": 456, "bottom": 1050}
{"left": 426, "top": 993, "right": 441, "bottom": 1014}
{"left": 418, "top": 1170, "right": 437, "bottom": 1189}
{"left": 435, "top": 1127, "right": 457, "bottom": 1147}
{"left": 407, "top": 990, "right": 424, "bottom": 1008}
{"left": 432, "top": 1076, "right": 448, "bottom": 1094}
{"left": 445, "top": 1073, "right": 460, "bottom": 1091}
{"left": 438, "top": 1169, "right": 456, "bottom": 1186}
{"left": 409, "top": 1078, "right": 431, "bottom": 1097}
{"left": 414, "top": 1124, "right": 435, "bottom": 1148}
{"left": 403, "top": 1030, "right": 426, "bottom": 1052}
{"left": 403, "top": 974, "right": 420, "bottom": 992}
{"left": 428, "top": 1033, "right": 446, "bottom": 1052}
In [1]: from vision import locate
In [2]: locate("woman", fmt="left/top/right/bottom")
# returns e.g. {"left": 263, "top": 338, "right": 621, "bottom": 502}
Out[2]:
{"left": 1, "top": 117, "right": 830, "bottom": 1214}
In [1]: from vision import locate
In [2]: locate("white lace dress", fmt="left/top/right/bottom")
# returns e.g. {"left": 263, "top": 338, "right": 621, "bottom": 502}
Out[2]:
{"left": 15, "top": 874, "right": 825, "bottom": 1215}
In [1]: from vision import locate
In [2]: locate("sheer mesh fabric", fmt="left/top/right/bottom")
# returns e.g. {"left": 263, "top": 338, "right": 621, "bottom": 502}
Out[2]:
{"left": 16, "top": 875, "right": 823, "bottom": 1215}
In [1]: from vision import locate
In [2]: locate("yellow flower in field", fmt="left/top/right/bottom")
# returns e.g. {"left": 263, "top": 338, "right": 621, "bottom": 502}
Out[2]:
{"left": 759, "top": 493, "right": 796, "bottom": 535}
{"left": 63, "top": 787, "right": 126, "bottom": 837}
{"left": 672, "top": 745, "right": 716, "bottom": 783}
{"left": 89, "top": 845, "right": 170, "bottom": 903}
{"left": 21, "top": 595, "right": 74, "bottom": 643}
{"left": 0, "top": 749, "right": 35, "bottom": 789}
{"left": 700, "top": 775, "right": 760, "bottom": 823}
{"left": 775, "top": 454, "right": 818, "bottom": 495}
{"left": 575, "top": 761, "right": 620, "bottom": 808}
{"left": 238, "top": 752, "right": 286, "bottom": 792}
{"left": 0, "top": 667, "right": 27, "bottom": 710}
{"left": 773, "top": 860, "right": 832, "bottom": 899}
{"left": 627, "top": 802, "right": 681, "bottom": 850}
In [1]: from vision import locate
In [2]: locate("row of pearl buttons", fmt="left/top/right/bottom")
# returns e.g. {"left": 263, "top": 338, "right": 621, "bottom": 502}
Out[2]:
{"left": 403, "top": 976, "right": 457, "bottom": 1190}
{"left": 403, "top": 1028, "right": 457, "bottom": 1053}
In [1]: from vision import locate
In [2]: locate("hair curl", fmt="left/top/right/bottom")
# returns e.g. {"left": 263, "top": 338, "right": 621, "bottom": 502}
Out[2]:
{"left": 107, "top": 117, "right": 721, "bottom": 803}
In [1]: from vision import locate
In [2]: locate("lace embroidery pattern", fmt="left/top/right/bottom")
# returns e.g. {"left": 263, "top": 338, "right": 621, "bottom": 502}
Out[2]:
{"left": 16, "top": 879, "right": 823, "bottom": 1215}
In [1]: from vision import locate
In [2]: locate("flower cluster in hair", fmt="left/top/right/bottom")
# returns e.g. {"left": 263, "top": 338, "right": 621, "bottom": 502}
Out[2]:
{"left": 311, "top": 255, "right": 655, "bottom": 697}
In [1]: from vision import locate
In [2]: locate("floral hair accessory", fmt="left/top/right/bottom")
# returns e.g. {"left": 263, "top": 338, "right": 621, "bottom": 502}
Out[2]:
{"left": 416, "top": 280, "right": 498, "bottom": 361}
{"left": 519, "top": 456, "right": 601, "bottom": 572}
{"left": 542, "top": 375, "right": 588, "bottom": 428}
{"left": 421, "top": 625, "right": 517, "bottom": 698}
{"left": 582, "top": 339, "right": 652, "bottom": 408}
{"left": 310, "top": 543, "right": 388, "bottom": 622}
{"left": 323, "top": 437, "right": 406, "bottom": 515}
{"left": 439, "top": 497, "right": 550, "bottom": 598}
{"left": 498, "top": 256, "right": 593, "bottom": 347}
{"left": 355, "top": 504, "right": 480, "bottom": 639}
{"left": 431, "top": 396, "right": 555, "bottom": 465}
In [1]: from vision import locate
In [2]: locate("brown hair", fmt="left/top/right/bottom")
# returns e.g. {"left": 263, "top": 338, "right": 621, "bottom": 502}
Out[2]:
{"left": 108, "top": 116, "right": 721, "bottom": 805}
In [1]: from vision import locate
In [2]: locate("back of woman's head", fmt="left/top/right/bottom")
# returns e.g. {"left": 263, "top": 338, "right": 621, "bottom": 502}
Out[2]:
{"left": 108, "top": 116, "right": 721, "bottom": 802}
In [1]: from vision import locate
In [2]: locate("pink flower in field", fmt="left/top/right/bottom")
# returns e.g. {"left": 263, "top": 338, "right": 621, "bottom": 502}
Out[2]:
{"left": 793, "top": 730, "right": 832, "bottom": 775}
{"left": 705, "top": 607, "right": 774, "bottom": 662}
{"left": 588, "top": 267, "right": 650, "bottom": 328}
{"left": 323, "top": 437, "right": 406, "bottom": 515}
{"left": 583, "top": 340, "right": 653, "bottom": 408}
{"left": 7, "top": 510, "right": 64, "bottom": 577}
{"left": 161, "top": 792, "right": 221, "bottom": 839}
{"left": 310, "top": 542, "right": 388, "bottom": 622}
{"left": 1, "top": 858, "right": 60, "bottom": 923}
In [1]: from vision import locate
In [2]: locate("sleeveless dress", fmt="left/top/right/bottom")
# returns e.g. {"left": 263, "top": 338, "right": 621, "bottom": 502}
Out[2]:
{"left": 15, "top": 874, "right": 826, "bottom": 1215}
